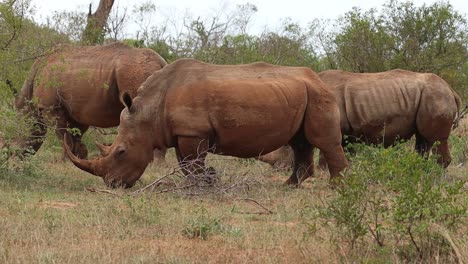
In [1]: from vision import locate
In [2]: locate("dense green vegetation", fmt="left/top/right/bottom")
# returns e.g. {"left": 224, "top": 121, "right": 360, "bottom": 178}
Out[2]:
{"left": 317, "top": 141, "right": 466, "bottom": 261}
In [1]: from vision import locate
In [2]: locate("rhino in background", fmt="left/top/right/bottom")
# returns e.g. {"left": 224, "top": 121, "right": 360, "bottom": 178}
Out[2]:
{"left": 14, "top": 42, "right": 167, "bottom": 160}
{"left": 259, "top": 69, "right": 462, "bottom": 169}
{"left": 64, "top": 59, "right": 348, "bottom": 188}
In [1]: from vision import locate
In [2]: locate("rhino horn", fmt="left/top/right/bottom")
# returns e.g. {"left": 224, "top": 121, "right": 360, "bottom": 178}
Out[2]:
{"left": 63, "top": 134, "right": 106, "bottom": 177}
{"left": 95, "top": 141, "right": 111, "bottom": 156}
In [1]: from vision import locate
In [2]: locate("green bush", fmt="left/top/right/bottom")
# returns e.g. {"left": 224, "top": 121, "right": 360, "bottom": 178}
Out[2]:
{"left": 182, "top": 207, "right": 223, "bottom": 240}
{"left": 318, "top": 142, "right": 466, "bottom": 261}
{"left": 449, "top": 134, "right": 468, "bottom": 165}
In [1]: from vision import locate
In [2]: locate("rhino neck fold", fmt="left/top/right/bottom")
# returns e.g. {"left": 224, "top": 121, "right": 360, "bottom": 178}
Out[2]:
{"left": 151, "top": 106, "right": 173, "bottom": 150}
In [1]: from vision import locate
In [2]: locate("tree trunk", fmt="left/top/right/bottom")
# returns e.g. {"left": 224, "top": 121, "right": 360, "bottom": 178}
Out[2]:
{"left": 81, "top": 0, "right": 115, "bottom": 45}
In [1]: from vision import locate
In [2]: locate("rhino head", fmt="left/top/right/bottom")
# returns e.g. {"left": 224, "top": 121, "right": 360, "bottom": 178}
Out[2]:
{"left": 64, "top": 93, "right": 157, "bottom": 188}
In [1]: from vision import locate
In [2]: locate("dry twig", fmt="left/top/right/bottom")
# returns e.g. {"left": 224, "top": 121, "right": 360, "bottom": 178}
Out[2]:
{"left": 130, "top": 167, "right": 183, "bottom": 196}
{"left": 235, "top": 198, "right": 275, "bottom": 214}
{"left": 85, "top": 187, "right": 122, "bottom": 197}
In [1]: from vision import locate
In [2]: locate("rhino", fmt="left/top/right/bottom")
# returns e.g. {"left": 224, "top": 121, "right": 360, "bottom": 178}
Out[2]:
{"left": 63, "top": 59, "right": 348, "bottom": 188}
{"left": 14, "top": 42, "right": 167, "bottom": 159}
{"left": 258, "top": 69, "right": 462, "bottom": 169}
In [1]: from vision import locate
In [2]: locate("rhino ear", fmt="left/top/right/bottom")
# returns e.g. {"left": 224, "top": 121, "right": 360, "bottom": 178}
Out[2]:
{"left": 121, "top": 92, "right": 133, "bottom": 110}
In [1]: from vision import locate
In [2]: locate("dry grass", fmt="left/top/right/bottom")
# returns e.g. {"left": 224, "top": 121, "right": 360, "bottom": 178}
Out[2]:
{"left": 0, "top": 136, "right": 466, "bottom": 263}
{"left": 0, "top": 148, "right": 336, "bottom": 263}
{"left": 454, "top": 116, "right": 468, "bottom": 137}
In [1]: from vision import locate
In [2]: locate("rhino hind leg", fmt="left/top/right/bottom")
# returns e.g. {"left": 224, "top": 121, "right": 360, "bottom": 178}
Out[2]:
{"left": 303, "top": 120, "right": 348, "bottom": 185}
{"left": 416, "top": 115, "right": 453, "bottom": 168}
{"left": 415, "top": 133, "right": 451, "bottom": 168}
{"left": 432, "top": 140, "right": 451, "bottom": 168}
{"left": 284, "top": 135, "right": 315, "bottom": 186}
{"left": 175, "top": 136, "right": 217, "bottom": 185}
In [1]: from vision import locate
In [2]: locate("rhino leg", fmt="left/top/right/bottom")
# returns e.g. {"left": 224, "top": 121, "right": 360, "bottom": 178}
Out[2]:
{"left": 17, "top": 109, "right": 47, "bottom": 157}
{"left": 285, "top": 135, "right": 315, "bottom": 186}
{"left": 303, "top": 110, "right": 348, "bottom": 185}
{"left": 318, "top": 151, "right": 327, "bottom": 170}
{"left": 415, "top": 132, "right": 432, "bottom": 157}
{"left": 416, "top": 89, "right": 457, "bottom": 167}
{"left": 416, "top": 133, "right": 451, "bottom": 168}
{"left": 318, "top": 137, "right": 352, "bottom": 170}
{"left": 432, "top": 140, "right": 451, "bottom": 168}
{"left": 53, "top": 109, "right": 89, "bottom": 160}
{"left": 175, "top": 136, "right": 217, "bottom": 185}
{"left": 256, "top": 146, "right": 293, "bottom": 170}
{"left": 416, "top": 116, "right": 453, "bottom": 168}
{"left": 152, "top": 147, "right": 167, "bottom": 164}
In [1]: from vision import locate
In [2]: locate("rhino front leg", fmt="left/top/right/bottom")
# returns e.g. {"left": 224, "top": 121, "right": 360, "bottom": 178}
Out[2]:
{"left": 256, "top": 145, "right": 294, "bottom": 170}
{"left": 53, "top": 109, "right": 89, "bottom": 160}
{"left": 318, "top": 151, "right": 327, "bottom": 170}
{"left": 153, "top": 147, "right": 167, "bottom": 164}
{"left": 17, "top": 110, "right": 47, "bottom": 157}
{"left": 175, "top": 136, "right": 217, "bottom": 185}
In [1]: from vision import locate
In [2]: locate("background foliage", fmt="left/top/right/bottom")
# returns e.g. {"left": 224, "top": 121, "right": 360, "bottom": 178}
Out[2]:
{"left": 1, "top": 0, "right": 467, "bottom": 100}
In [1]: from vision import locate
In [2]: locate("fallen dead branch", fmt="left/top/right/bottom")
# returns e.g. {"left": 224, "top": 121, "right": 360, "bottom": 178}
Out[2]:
{"left": 130, "top": 167, "right": 184, "bottom": 196}
{"left": 214, "top": 171, "right": 250, "bottom": 195}
{"left": 86, "top": 145, "right": 263, "bottom": 199}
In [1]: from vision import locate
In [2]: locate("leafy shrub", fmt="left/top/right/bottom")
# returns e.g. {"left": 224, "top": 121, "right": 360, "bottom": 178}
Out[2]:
{"left": 449, "top": 134, "right": 468, "bottom": 165}
{"left": 182, "top": 207, "right": 223, "bottom": 240}
{"left": 318, "top": 142, "right": 466, "bottom": 261}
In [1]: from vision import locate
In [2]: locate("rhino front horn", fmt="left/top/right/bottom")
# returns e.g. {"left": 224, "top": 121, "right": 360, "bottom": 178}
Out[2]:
{"left": 63, "top": 134, "right": 106, "bottom": 177}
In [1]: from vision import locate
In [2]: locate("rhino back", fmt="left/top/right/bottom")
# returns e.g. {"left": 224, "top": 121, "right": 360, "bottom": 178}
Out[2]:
{"left": 32, "top": 43, "right": 165, "bottom": 127}
{"left": 343, "top": 75, "right": 424, "bottom": 143}
{"left": 139, "top": 59, "right": 323, "bottom": 156}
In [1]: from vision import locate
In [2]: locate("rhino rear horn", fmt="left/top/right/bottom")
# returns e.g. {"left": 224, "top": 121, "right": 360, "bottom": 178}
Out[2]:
{"left": 95, "top": 141, "right": 111, "bottom": 156}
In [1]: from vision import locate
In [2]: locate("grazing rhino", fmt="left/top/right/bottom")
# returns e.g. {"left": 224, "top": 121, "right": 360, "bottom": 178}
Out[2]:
{"left": 64, "top": 58, "right": 348, "bottom": 188}
{"left": 258, "top": 69, "right": 462, "bottom": 169}
{"left": 14, "top": 42, "right": 167, "bottom": 159}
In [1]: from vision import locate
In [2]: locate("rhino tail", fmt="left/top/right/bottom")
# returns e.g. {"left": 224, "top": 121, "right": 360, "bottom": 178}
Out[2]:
{"left": 451, "top": 89, "right": 466, "bottom": 130}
